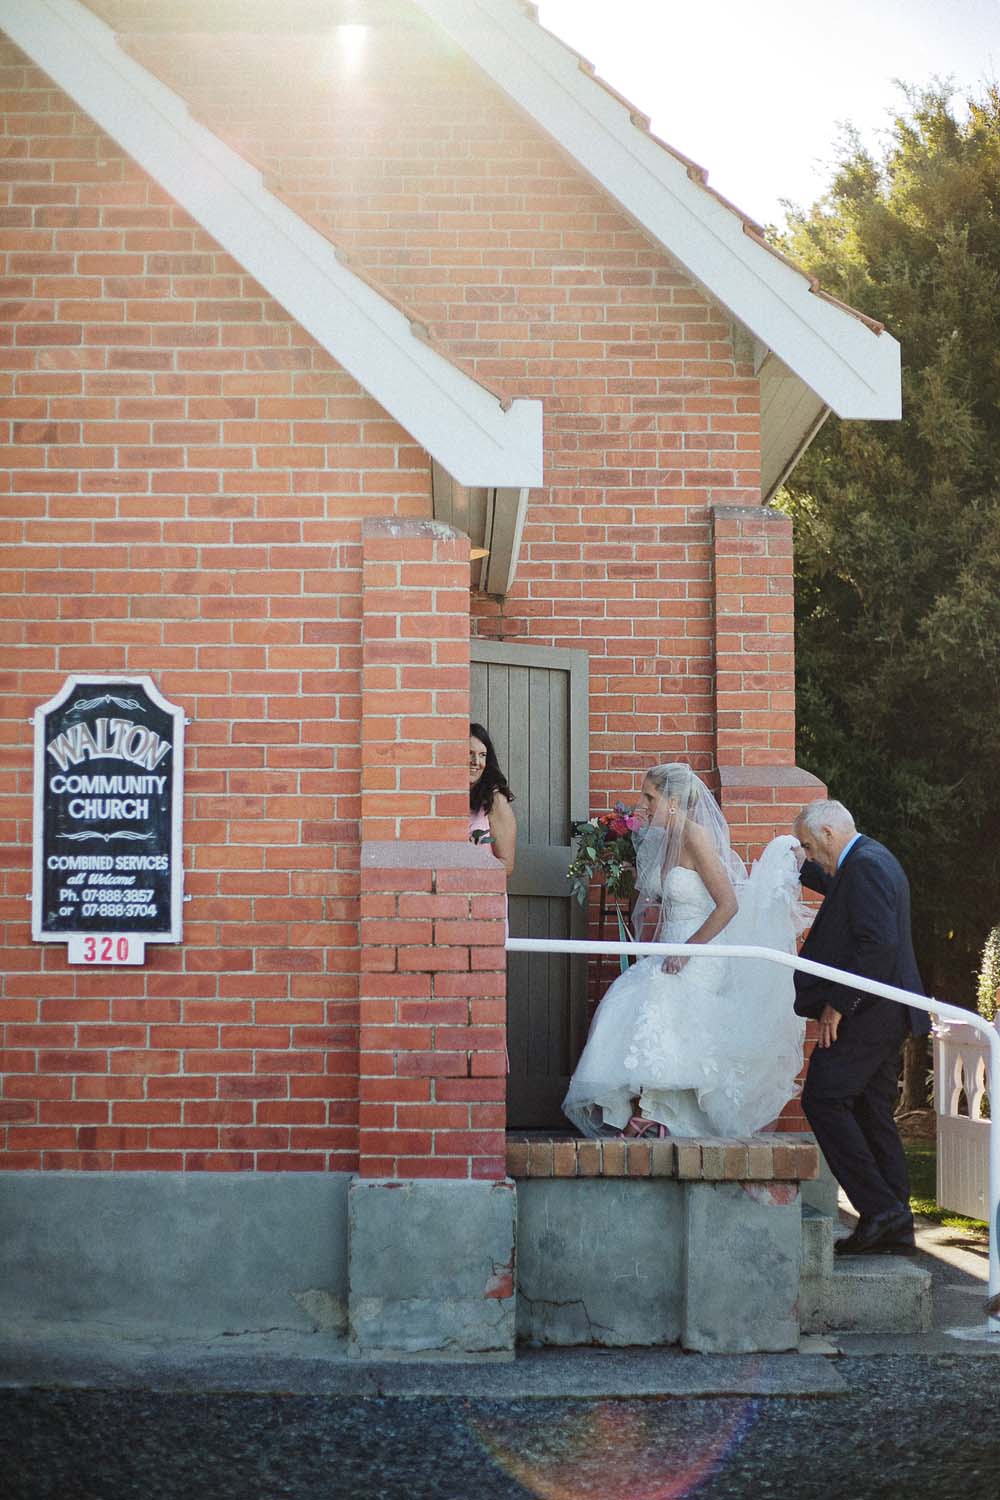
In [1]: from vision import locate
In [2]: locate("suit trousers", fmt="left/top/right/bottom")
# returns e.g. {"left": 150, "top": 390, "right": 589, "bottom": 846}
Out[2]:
{"left": 801, "top": 1004, "right": 910, "bottom": 1219}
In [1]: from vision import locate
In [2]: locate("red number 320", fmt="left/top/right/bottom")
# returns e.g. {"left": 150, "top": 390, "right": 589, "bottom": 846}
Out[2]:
{"left": 82, "top": 936, "right": 130, "bottom": 962}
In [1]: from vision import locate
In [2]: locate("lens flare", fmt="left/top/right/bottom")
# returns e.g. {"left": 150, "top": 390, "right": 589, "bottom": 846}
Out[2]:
{"left": 468, "top": 1394, "right": 759, "bottom": 1500}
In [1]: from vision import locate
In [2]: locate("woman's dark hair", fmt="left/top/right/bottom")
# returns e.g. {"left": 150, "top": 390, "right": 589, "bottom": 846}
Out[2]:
{"left": 469, "top": 722, "right": 514, "bottom": 814}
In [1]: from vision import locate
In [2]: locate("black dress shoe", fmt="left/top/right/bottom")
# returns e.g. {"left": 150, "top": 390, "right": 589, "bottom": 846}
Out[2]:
{"left": 834, "top": 1205, "right": 915, "bottom": 1256}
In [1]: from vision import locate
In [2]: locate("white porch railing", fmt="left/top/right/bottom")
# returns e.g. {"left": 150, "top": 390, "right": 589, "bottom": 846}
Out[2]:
{"left": 934, "top": 1021, "right": 991, "bottom": 1222}
{"left": 506, "top": 935, "right": 1000, "bottom": 1334}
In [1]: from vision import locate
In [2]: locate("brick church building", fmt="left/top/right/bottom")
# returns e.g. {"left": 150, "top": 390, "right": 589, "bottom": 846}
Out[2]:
{"left": 1, "top": 0, "right": 899, "bottom": 1355}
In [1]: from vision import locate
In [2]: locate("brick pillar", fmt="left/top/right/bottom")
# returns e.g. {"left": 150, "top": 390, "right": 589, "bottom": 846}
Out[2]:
{"left": 359, "top": 517, "right": 470, "bottom": 845}
{"left": 710, "top": 501, "right": 826, "bottom": 851}
{"left": 711, "top": 503, "right": 828, "bottom": 1136}
{"left": 712, "top": 503, "right": 796, "bottom": 777}
{"left": 358, "top": 852, "right": 507, "bottom": 1180}
{"left": 356, "top": 517, "right": 507, "bottom": 1180}
{"left": 351, "top": 518, "right": 514, "bottom": 1358}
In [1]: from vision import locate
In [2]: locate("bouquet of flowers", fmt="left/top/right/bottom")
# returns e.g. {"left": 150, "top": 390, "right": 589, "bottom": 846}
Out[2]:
{"left": 567, "top": 802, "right": 641, "bottom": 908}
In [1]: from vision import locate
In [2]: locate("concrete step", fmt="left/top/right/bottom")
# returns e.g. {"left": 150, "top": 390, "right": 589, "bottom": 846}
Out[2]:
{"left": 799, "top": 1151, "right": 840, "bottom": 1219}
{"left": 801, "top": 1203, "right": 833, "bottom": 1280}
{"left": 799, "top": 1203, "right": 933, "bottom": 1335}
{"left": 801, "top": 1254, "right": 933, "bottom": 1335}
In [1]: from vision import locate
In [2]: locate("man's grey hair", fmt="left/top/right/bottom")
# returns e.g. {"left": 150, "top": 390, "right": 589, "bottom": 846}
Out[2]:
{"left": 795, "top": 800, "right": 857, "bottom": 837}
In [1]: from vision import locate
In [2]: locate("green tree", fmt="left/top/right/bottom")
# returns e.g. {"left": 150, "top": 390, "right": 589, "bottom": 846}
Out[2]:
{"left": 777, "top": 84, "right": 1000, "bottom": 1032}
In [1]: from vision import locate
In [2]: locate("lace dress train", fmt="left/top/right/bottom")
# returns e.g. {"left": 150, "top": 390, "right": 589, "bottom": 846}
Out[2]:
{"left": 562, "top": 836, "right": 806, "bottom": 1138}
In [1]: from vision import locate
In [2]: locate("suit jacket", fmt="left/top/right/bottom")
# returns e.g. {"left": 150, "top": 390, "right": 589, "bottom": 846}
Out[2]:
{"left": 794, "top": 835, "right": 930, "bottom": 1036}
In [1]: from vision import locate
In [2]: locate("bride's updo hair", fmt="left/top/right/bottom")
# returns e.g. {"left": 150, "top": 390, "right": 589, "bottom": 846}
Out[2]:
{"left": 645, "top": 762, "right": 700, "bottom": 809}
{"left": 635, "top": 762, "right": 744, "bottom": 907}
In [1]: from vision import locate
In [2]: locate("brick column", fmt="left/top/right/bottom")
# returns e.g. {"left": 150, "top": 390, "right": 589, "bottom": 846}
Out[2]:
{"left": 359, "top": 517, "right": 470, "bottom": 844}
{"left": 712, "top": 503, "right": 796, "bottom": 776}
{"left": 351, "top": 518, "right": 514, "bottom": 1358}
{"left": 356, "top": 518, "right": 507, "bottom": 1181}
{"left": 358, "top": 851, "right": 507, "bottom": 1179}
{"left": 710, "top": 502, "right": 826, "bottom": 853}
{"left": 711, "top": 503, "right": 828, "bottom": 1137}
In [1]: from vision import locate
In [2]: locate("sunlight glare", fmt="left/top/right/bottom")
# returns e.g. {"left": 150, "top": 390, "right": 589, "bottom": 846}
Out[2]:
{"left": 330, "top": 23, "right": 368, "bottom": 77}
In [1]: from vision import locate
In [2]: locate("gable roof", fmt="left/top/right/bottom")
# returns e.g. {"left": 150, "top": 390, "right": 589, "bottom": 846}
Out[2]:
{"left": 0, "top": 0, "right": 543, "bottom": 488}
{"left": 411, "top": 0, "right": 901, "bottom": 492}
{"left": 414, "top": 0, "right": 899, "bottom": 421}
{"left": 2, "top": 0, "right": 900, "bottom": 507}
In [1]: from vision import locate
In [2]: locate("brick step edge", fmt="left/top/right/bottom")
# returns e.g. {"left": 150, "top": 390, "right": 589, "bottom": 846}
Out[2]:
{"left": 507, "top": 1133, "right": 819, "bottom": 1182}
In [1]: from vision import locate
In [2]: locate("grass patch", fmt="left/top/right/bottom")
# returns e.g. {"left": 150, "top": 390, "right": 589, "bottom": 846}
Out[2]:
{"left": 904, "top": 1141, "right": 988, "bottom": 1236}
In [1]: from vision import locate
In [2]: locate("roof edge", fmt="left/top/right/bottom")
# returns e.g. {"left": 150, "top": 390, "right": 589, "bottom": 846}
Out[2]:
{"left": 412, "top": 0, "right": 900, "bottom": 422}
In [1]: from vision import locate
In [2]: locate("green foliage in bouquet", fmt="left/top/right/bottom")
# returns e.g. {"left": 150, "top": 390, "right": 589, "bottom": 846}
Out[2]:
{"left": 567, "top": 802, "right": 640, "bottom": 908}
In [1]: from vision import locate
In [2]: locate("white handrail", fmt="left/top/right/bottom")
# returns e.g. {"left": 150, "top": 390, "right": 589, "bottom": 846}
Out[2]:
{"left": 506, "top": 935, "right": 1000, "bottom": 1333}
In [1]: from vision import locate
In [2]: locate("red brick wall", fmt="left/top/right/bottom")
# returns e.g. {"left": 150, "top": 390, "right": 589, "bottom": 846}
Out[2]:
{"left": 103, "top": 8, "right": 771, "bottom": 802}
{"left": 0, "top": 33, "right": 433, "bottom": 1171}
{"left": 0, "top": 6, "right": 808, "bottom": 1166}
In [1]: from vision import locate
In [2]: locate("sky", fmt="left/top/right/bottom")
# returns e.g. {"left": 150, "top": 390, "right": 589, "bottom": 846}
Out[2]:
{"left": 535, "top": 0, "right": 1000, "bottom": 227}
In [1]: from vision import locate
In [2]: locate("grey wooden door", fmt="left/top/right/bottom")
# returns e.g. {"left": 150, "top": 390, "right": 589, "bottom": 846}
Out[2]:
{"left": 470, "top": 640, "right": 589, "bottom": 1129}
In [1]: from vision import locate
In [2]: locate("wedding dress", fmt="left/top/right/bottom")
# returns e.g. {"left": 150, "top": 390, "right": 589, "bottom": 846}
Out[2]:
{"left": 562, "top": 835, "right": 807, "bottom": 1138}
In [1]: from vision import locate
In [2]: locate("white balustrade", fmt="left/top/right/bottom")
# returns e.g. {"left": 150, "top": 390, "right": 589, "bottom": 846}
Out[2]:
{"left": 935, "top": 1021, "right": 992, "bottom": 1222}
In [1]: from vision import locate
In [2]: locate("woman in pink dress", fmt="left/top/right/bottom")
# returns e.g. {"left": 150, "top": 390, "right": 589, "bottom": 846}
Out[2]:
{"left": 469, "top": 723, "right": 516, "bottom": 1076}
{"left": 468, "top": 723, "right": 517, "bottom": 879}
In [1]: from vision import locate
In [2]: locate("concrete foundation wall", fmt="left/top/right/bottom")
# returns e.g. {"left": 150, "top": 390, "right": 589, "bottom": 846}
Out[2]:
{"left": 3, "top": 1164, "right": 807, "bottom": 1356}
{"left": 0, "top": 1171, "right": 350, "bottom": 1338}
{"left": 683, "top": 1182, "right": 801, "bottom": 1353}
{"left": 515, "top": 1176, "right": 802, "bottom": 1353}
{"left": 516, "top": 1178, "right": 685, "bottom": 1347}
{"left": 348, "top": 1178, "right": 517, "bottom": 1360}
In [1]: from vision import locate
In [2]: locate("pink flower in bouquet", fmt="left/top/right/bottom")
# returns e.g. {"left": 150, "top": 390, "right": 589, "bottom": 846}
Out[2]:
{"left": 606, "top": 801, "right": 643, "bottom": 837}
{"left": 567, "top": 799, "right": 639, "bottom": 905}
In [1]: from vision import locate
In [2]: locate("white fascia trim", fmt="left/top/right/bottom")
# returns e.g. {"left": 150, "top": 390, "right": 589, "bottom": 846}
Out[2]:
{"left": 0, "top": 0, "right": 543, "bottom": 486}
{"left": 413, "top": 0, "right": 900, "bottom": 421}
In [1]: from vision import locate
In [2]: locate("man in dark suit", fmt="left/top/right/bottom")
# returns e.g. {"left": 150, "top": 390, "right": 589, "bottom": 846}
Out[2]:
{"left": 792, "top": 800, "right": 930, "bottom": 1256}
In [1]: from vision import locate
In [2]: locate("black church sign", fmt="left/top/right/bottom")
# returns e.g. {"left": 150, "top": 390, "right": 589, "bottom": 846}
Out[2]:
{"left": 32, "top": 676, "right": 184, "bottom": 963}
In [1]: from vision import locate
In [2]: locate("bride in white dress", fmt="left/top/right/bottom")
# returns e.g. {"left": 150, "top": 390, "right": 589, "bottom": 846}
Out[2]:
{"left": 562, "top": 763, "right": 807, "bottom": 1138}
